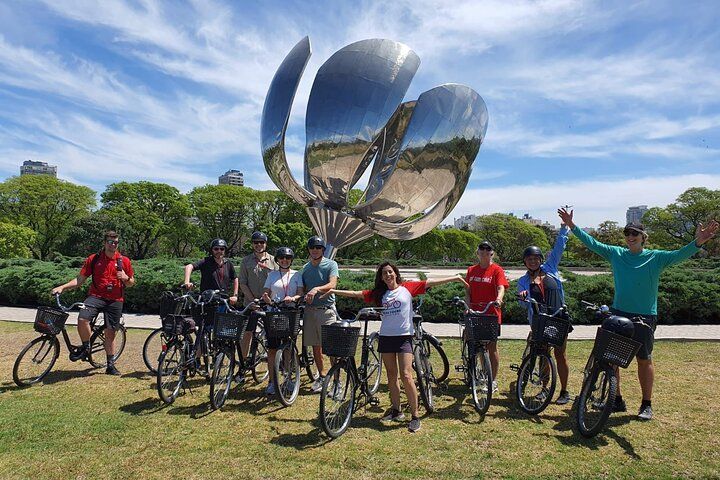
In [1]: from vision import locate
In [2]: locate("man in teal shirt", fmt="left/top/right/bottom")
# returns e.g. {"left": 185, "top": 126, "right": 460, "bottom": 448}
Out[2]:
{"left": 559, "top": 207, "right": 718, "bottom": 421}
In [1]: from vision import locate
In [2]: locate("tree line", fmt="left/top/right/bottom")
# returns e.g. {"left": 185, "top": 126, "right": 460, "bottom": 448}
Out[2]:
{"left": 0, "top": 174, "right": 717, "bottom": 262}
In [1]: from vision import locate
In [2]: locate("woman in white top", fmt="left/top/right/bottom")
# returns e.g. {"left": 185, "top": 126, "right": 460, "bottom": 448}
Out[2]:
{"left": 329, "top": 262, "right": 468, "bottom": 433}
{"left": 261, "top": 247, "right": 304, "bottom": 397}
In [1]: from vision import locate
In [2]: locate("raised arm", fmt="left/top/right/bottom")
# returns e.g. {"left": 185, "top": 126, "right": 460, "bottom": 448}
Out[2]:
{"left": 558, "top": 208, "right": 615, "bottom": 260}
{"left": 425, "top": 273, "right": 469, "bottom": 289}
{"left": 543, "top": 225, "right": 569, "bottom": 274}
{"left": 655, "top": 220, "right": 717, "bottom": 270}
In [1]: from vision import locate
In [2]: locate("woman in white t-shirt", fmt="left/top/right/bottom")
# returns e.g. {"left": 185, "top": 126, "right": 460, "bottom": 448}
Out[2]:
{"left": 261, "top": 247, "right": 304, "bottom": 397}
{"left": 329, "top": 262, "right": 467, "bottom": 433}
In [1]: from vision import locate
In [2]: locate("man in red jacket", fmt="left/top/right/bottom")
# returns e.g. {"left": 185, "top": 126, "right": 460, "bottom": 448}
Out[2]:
{"left": 52, "top": 230, "right": 135, "bottom": 375}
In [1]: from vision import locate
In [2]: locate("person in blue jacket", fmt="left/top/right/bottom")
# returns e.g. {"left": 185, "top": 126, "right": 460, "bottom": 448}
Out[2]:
{"left": 517, "top": 225, "right": 571, "bottom": 405}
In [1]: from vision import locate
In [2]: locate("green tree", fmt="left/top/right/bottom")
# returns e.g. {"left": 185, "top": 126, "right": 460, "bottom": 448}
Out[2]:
{"left": 100, "top": 181, "right": 190, "bottom": 259}
{"left": 0, "top": 175, "right": 95, "bottom": 259}
{"left": 56, "top": 213, "right": 111, "bottom": 257}
{"left": 473, "top": 214, "right": 550, "bottom": 263}
{"left": 0, "top": 221, "right": 37, "bottom": 258}
{"left": 438, "top": 228, "right": 479, "bottom": 262}
{"left": 595, "top": 220, "right": 624, "bottom": 246}
{"left": 260, "top": 222, "right": 313, "bottom": 257}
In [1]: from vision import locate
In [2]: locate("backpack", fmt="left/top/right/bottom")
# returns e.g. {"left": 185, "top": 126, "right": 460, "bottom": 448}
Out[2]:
{"left": 89, "top": 251, "right": 124, "bottom": 291}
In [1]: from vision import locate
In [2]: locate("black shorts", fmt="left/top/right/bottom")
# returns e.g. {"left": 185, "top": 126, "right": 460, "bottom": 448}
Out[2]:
{"left": 266, "top": 336, "right": 282, "bottom": 350}
{"left": 610, "top": 308, "right": 657, "bottom": 360}
{"left": 378, "top": 335, "right": 413, "bottom": 354}
{"left": 78, "top": 296, "right": 123, "bottom": 330}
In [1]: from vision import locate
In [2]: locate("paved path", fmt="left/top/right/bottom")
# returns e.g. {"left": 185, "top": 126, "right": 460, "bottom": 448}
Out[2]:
{"left": 2, "top": 306, "right": 719, "bottom": 340}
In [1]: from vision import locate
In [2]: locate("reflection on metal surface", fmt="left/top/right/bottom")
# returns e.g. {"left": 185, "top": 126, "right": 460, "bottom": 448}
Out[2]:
{"left": 260, "top": 37, "right": 488, "bottom": 257}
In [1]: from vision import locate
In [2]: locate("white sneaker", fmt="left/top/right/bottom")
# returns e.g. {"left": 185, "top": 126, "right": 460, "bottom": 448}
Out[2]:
{"left": 311, "top": 376, "right": 324, "bottom": 393}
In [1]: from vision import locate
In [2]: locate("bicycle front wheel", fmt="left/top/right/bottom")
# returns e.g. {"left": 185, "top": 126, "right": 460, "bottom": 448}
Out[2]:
{"left": 319, "top": 361, "right": 356, "bottom": 439}
{"left": 423, "top": 335, "right": 449, "bottom": 384}
{"left": 275, "top": 343, "right": 301, "bottom": 406}
{"left": 13, "top": 336, "right": 60, "bottom": 386}
{"left": 366, "top": 332, "right": 383, "bottom": 395}
{"left": 251, "top": 331, "right": 269, "bottom": 384}
{"left": 157, "top": 341, "right": 186, "bottom": 404}
{"left": 576, "top": 364, "right": 617, "bottom": 438}
{"left": 470, "top": 348, "right": 493, "bottom": 415}
{"left": 516, "top": 350, "right": 556, "bottom": 415}
{"left": 88, "top": 325, "right": 127, "bottom": 368}
{"left": 210, "top": 350, "right": 235, "bottom": 410}
{"left": 142, "top": 328, "right": 166, "bottom": 374}
{"left": 414, "top": 343, "right": 434, "bottom": 414}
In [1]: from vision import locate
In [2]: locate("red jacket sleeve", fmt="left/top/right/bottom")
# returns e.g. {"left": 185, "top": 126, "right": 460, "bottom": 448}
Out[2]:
{"left": 402, "top": 281, "right": 427, "bottom": 297}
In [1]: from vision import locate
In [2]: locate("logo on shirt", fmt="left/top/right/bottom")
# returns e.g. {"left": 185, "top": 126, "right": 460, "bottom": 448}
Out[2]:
{"left": 470, "top": 275, "right": 493, "bottom": 284}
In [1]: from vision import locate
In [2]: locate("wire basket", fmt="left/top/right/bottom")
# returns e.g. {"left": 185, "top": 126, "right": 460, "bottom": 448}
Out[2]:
{"left": 159, "top": 291, "right": 186, "bottom": 319}
{"left": 463, "top": 313, "right": 501, "bottom": 343}
{"left": 532, "top": 313, "right": 572, "bottom": 347}
{"left": 321, "top": 324, "right": 360, "bottom": 358}
{"left": 213, "top": 311, "right": 249, "bottom": 341}
{"left": 162, "top": 314, "right": 195, "bottom": 336}
{"left": 265, "top": 310, "right": 301, "bottom": 338}
{"left": 34, "top": 306, "right": 69, "bottom": 335}
{"left": 591, "top": 327, "right": 642, "bottom": 368}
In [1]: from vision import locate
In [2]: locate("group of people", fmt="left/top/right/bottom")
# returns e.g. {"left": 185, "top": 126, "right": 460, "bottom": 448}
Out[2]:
{"left": 51, "top": 208, "right": 718, "bottom": 431}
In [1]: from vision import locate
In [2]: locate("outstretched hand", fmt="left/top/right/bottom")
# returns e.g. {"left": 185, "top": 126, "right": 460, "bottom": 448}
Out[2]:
{"left": 696, "top": 220, "right": 719, "bottom": 246}
{"left": 557, "top": 207, "right": 575, "bottom": 229}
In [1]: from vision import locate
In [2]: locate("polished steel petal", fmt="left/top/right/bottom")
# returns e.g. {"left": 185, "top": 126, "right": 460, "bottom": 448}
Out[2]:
{"left": 261, "top": 36, "right": 316, "bottom": 206}
{"left": 304, "top": 39, "right": 420, "bottom": 209}
{"left": 305, "top": 207, "right": 374, "bottom": 259}
{"left": 356, "top": 84, "right": 487, "bottom": 223}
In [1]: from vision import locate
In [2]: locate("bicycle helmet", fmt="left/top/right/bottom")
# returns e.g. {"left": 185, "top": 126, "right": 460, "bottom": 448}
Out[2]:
{"left": 601, "top": 315, "right": 635, "bottom": 338}
{"left": 307, "top": 235, "right": 325, "bottom": 249}
{"left": 251, "top": 231, "right": 268, "bottom": 242}
{"left": 210, "top": 238, "right": 227, "bottom": 250}
{"left": 274, "top": 246, "right": 294, "bottom": 262}
{"left": 523, "top": 245, "right": 544, "bottom": 261}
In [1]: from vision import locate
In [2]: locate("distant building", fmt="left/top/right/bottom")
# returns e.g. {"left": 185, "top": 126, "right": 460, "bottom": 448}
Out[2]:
{"left": 520, "top": 213, "right": 542, "bottom": 227}
{"left": 626, "top": 205, "right": 648, "bottom": 225}
{"left": 20, "top": 160, "right": 57, "bottom": 177}
{"left": 454, "top": 214, "right": 477, "bottom": 229}
{"left": 218, "top": 169, "right": 244, "bottom": 186}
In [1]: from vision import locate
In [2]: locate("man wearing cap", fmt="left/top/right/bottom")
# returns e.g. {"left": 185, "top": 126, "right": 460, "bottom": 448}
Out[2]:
{"left": 239, "top": 231, "right": 277, "bottom": 357}
{"left": 559, "top": 207, "right": 718, "bottom": 421}
{"left": 302, "top": 235, "right": 339, "bottom": 393}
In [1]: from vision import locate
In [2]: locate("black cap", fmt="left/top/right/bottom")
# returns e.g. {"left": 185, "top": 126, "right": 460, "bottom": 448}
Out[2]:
{"left": 478, "top": 240, "right": 494, "bottom": 250}
{"left": 623, "top": 223, "right": 645, "bottom": 233}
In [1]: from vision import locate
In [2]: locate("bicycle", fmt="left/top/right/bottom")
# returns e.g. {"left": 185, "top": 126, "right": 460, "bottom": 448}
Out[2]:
{"left": 413, "top": 297, "right": 449, "bottom": 385}
{"left": 142, "top": 289, "right": 196, "bottom": 374}
{"left": 263, "top": 300, "right": 305, "bottom": 406}
{"left": 447, "top": 297, "right": 499, "bottom": 415}
{"left": 318, "top": 307, "right": 384, "bottom": 438}
{"left": 511, "top": 296, "right": 572, "bottom": 415}
{"left": 574, "top": 301, "right": 650, "bottom": 438}
{"left": 13, "top": 293, "right": 127, "bottom": 386}
{"left": 156, "top": 289, "right": 227, "bottom": 404}
{"left": 411, "top": 298, "right": 443, "bottom": 414}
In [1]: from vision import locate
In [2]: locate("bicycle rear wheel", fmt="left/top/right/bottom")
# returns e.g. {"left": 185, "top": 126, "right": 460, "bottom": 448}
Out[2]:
{"left": 470, "top": 348, "right": 493, "bottom": 415}
{"left": 157, "top": 340, "right": 186, "bottom": 404}
{"left": 366, "top": 332, "right": 383, "bottom": 395}
{"left": 251, "top": 331, "right": 269, "bottom": 384}
{"left": 516, "top": 350, "right": 556, "bottom": 415}
{"left": 88, "top": 325, "right": 127, "bottom": 368}
{"left": 576, "top": 364, "right": 617, "bottom": 438}
{"left": 319, "top": 361, "right": 356, "bottom": 438}
{"left": 423, "top": 334, "right": 449, "bottom": 384}
{"left": 142, "top": 327, "right": 166, "bottom": 374}
{"left": 13, "top": 336, "right": 60, "bottom": 387}
{"left": 414, "top": 343, "right": 434, "bottom": 414}
{"left": 275, "top": 343, "right": 301, "bottom": 406}
{"left": 210, "top": 349, "right": 235, "bottom": 410}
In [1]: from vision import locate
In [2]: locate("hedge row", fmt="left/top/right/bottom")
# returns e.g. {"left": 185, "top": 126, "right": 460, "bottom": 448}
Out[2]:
{"left": 0, "top": 258, "right": 717, "bottom": 324}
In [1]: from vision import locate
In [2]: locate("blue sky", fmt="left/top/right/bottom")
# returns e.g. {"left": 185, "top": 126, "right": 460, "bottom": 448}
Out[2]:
{"left": 1, "top": 0, "right": 719, "bottom": 228}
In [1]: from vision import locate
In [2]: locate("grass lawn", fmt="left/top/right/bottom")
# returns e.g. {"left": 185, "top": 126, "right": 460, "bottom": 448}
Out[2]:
{"left": 0, "top": 320, "right": 718, "bottom": 479}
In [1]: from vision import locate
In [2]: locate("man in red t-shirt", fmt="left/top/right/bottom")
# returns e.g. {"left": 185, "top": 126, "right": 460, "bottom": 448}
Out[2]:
{"left": 465, "top": 240, "right": 509, "bottom": 390}
{"left": 52, "top": 230, "right": 135, "bottom": 375}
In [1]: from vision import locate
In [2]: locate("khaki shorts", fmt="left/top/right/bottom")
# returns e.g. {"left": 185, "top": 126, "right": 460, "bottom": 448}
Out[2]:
{"left": 303, "top": 306, "right": 337, "bottom": 347}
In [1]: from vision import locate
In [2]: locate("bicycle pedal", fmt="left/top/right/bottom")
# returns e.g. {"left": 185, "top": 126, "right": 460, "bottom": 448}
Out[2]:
{"left": 509, "top": 364, "right": 519, "bottom": 372}
{"left": 455, "top": 365, "right": 466, "bottom": 372}
{"left": 369, "top": 396, "right": 380, "bottom": 406}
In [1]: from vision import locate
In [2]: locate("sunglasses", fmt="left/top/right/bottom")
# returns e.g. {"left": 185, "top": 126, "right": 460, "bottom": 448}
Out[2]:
{"left": 106, "top": 240, "right": 119, "bottom": 245}
{"left": 478, "top": 246, "right": 492, "bottom": 251}
{"left": 213, "top": 247, "right": 226, "bottom": 251}
{"left": 624, "top": 230, "right": 641, "bottom": 237}
{"left": 309, "top": 246, "right": 324, "bottom": 250}
{"left": 253, "top": 241, "right": 266, "bottom": 245}
{"left": 277, "top": 255, "right": 293, "bottom": 260}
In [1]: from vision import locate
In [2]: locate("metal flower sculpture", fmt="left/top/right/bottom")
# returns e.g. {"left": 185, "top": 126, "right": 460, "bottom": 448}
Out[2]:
{"left": 261, "top": 37, "right": 488, "bottom": 258}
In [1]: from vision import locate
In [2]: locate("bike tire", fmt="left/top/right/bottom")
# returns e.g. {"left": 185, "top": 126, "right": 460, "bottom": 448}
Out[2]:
{"left": 471, "top": 348, "right": 493, "bottom": 415}
{"left": 142, "top": 327, "right": 166, "bottom": 374}
{"left": 516, "top": 350, "right": 556, "bottom": 415}
{"left": 275, "top": 343, "right": 301, "bottom": 407}
{"left": 13, "top": 336, "right": 60, "bottom": 387}
{"left": 319, "top": 361, "right": 356, "bottom": 439}
{"left": 210, "top": 350, "right": 235, "bottom": 410}
{"left": 251, "top": 331, "right": 269, "bottom": 384}
{"left": 366, "top": 332, "right": 383, "bottom": 396}
{"left": 424, "top": 334, "right": 449, "bottom": 384}
{"left": 414, "top": 343, "right": 434, "bottom": 414}
{"left": 88, "top": 325, "right": 127, "bottom": 368}
{"left": 157, "top": 340, "right": 186, "bottom": 404}
{"left": 301, "top": 344, "right": 320, "bottom": 382}
{"left": 576, "top": 364, "right": 617, "bottom": 438}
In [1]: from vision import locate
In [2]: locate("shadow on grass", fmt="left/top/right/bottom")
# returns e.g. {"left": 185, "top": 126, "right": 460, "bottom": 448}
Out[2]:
{"left": 122, "top": 369, "right": 154, "bottom": 380}
{"left": 547, "top": 411, "right": 641, "bottom": 459}
{"left": 119, "top": 396, "right": 168, "bottom": 416}
{"left": 432, "top": 381, "right": 486, "bottom": 424}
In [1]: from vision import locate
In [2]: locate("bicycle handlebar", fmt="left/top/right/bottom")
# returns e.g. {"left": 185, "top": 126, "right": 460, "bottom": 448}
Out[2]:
{"left": 446, "top": 296, "right": 496, "bottom": 315}
{"left": 515, "top": 294, "right": 566, "bottom": 318}
{"left": 340, "top": 307, "right": 386, "bottom": 324}
{"left": 54, "top": 293, "right": 85, "bottom": 312}
{"left": 580, "top": 299, "right": 652, "bottom": 329}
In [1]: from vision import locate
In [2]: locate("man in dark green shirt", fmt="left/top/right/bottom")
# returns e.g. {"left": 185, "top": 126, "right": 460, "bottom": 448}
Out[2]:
{"left": 559, "top": 207, "right": 718, "bottom": 421}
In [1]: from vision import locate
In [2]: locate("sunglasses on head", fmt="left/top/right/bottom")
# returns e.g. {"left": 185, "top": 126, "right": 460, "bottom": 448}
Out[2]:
{"left": 624, "top": 230, "right": 641, "bottom": 237}
{"left": 107, "top": 240, "right": 119, "bottom": 245}
{"left": 277, "top": 255, "right": 293, "bottom": 260}
{"left": 478, "top": 246, "right": 492, "bottom": 251}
